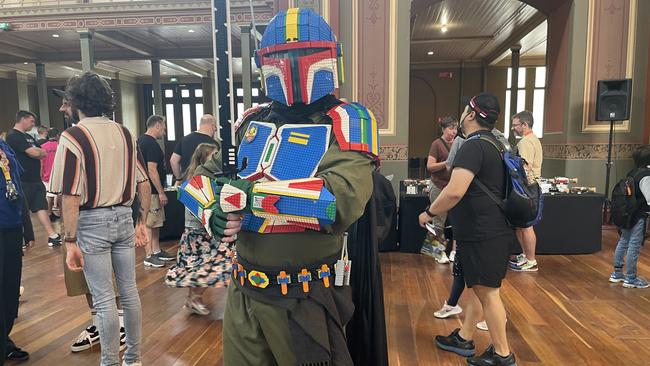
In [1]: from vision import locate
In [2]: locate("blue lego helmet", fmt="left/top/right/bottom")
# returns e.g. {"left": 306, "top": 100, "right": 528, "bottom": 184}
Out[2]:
{"left": 255, "top": 8, "right": 344, "bottom": 106}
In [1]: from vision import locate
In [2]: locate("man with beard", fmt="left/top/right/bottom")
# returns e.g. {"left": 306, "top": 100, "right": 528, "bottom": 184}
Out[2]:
{"left": 179, "top": 8, "right": 379, "bottom": 365}
{"left": 421, "top": 93, "right": 517, "bottom": 366}
{"left": 508, "top": 111, "right": 543, "bottom": 272}
{"left": 50, "top": 73, "right": 151, "bottom": 366}
{"left": 50, "top": 88, "right": 134, "bottom": 354}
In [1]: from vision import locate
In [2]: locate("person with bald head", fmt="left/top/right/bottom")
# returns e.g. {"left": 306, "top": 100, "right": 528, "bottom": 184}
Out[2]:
{"left": 169, "top": 114, "right": 220, "bottom": 182}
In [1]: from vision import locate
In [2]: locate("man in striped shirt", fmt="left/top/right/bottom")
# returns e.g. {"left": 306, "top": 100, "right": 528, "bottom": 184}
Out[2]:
{"left": 49, "top": 72, "right": 151, "bottom": 366}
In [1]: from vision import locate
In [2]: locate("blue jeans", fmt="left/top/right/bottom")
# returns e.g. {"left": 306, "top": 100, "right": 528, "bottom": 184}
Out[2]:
{"left": 613, "top": 217, "right": 646, "bottom": 280}
{"left": 77, "top": 206, "right": 141, "bottom": 366}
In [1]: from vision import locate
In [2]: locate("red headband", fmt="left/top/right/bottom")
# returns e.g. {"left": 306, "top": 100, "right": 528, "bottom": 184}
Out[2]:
{"left": 469, "top": 97, "right": 497, "bottom": 119}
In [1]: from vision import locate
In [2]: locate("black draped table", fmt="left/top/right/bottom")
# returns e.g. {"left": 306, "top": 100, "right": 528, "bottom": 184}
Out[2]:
{"left": 397, "top": 189, "right": 606, "bottom": 254}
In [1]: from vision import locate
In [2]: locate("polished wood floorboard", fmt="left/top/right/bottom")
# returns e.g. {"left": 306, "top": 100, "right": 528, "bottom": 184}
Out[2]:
{"left": 8, "top": 220, "right": 650, "bottom": 365}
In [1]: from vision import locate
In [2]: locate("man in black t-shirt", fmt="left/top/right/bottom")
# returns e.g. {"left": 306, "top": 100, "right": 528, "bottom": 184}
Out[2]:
{"left": 169, "top": 114, "right": 219, "bottom": 181}
{"left": 137, "top": 115, "right": 175, "bottom": 268}
{"left": 419, "top": 93, "right": 516, "bottom": 366}
{"left": 6, "top": 110, "right": 61, "bottom": 247}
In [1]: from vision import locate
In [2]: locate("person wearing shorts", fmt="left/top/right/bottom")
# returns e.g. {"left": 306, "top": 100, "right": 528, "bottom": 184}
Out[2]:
{"left": 6, "top": 111, "right": 61, "bottom": 247}
{"left": 137, "top": 115, "right": 175, "bottom": 268}
{"left": 420, "top": 93, "right": 516, "bottom": 366}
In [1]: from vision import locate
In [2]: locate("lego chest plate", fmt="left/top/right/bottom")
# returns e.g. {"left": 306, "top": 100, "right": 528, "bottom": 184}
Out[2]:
{"left": 237, "top": 122, "right": 331, "bottom": 182}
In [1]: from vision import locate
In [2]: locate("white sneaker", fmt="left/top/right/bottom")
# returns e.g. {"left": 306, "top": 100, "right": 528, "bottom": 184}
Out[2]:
{"left": 449, "top": 250, "right": 456, "bottom": 262}
{"left": 436, "top": 252, "right": 450, "bottom": 264}
{"left": 476, "top": 321, "right": 488, "bottom": 331}
{"left": 434, "top": 301, "right": 463, "bottom": 319}
{"left": 71, "top": 325, "right": 100, "bottom": 352}
{"left": 122, "top": 361, "right": 142, "bottom": 366}
{"left": 476, "top": 318, "right": 507, "bottom": 331}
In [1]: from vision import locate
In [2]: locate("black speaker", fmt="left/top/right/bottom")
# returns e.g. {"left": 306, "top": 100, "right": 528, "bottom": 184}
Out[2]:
{"left": 595, "top": 79, "right": 632, "bottom": 121}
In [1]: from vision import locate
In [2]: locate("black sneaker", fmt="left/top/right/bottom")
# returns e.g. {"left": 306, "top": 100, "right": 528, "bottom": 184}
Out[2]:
{"left": 120, "top": 327, "right": 126, "bottom": 351}
{"left": 154, "top": 249, "right": 176, "bottom": 262}
{"left": 435, "top": 328, "right": 476, "bottom": 357}
{"left": 468, "top": 345, "right": 517, "bottom": 366}
{"left": 48, "top": 234, "right": 62, "bottom": 247}
{"left": 144, "top": 255, "right": 165, "bottom": 268}
{"left": 71, "top": 325, "right": 100, "bottom": 352}
{"left": 6, "top": 347, "right": 29, "bottom": 361}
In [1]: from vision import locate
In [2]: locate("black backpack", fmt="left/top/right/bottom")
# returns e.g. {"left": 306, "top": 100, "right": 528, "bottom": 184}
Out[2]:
{"left": 611, "top": 168, "right": 650, "bottom": 229}
{"left": 468, "top": 134, "right": 544, "bottom": 228}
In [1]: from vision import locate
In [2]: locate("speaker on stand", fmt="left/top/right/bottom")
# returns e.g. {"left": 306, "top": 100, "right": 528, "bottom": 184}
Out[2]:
{"left": 595, "top": 79, "right": 632, "bottom": 222}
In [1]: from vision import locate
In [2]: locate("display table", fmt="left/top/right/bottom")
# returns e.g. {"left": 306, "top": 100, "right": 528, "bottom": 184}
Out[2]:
{"left": 534, "top": 193, "right": 605, "bottom": 254}
{"left": 397, "top": 189, "right": 606, "bottom": 254}
{"left": 398, "top": 191, "right": 430, "bottom": 253}
{"left": 160, "top": 188, "right": 185, "bottom": 241}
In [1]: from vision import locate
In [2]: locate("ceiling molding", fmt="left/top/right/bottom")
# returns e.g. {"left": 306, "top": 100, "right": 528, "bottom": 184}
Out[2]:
{"left": 486, "top": 12, "right": 547, "bottom": 65}
{"left": 0, "top": 0, "right": 274, "bottom": 28}
{"left": 410, "top": 60, "right": 484, "bottom": 69}
{"left": 0, "top": 41, "right": 36, "bottom": 59}
{"left": 493, "top": 55, "right": 547, "bottom": 67}
{"left": 94, "top": 61, "right": 144, "bottom": 78}
{"left": 93, "top": 31, "right": 155, "bottom": 57}
{"left": 160, "top": 59, "right": 205, "bottom": 78}
{"left": 468, "top": 3, "right": 536, "bottom": 60}
{"left": 135, "top": 75, "right": 204, "bottom": 84}
{"left": 0, "top": 47, "right": 213, "bottom": 64}
{"left": 58, "top": 63, "right": 115, "bottom": 80}
{"left": 411, "top": 36, "right": 493, "bottom": 44}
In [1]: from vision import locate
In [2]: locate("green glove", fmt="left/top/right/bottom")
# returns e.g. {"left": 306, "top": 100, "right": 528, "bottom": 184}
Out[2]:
{"left": 206, "top": 177, "right": 254, "bottom": 237}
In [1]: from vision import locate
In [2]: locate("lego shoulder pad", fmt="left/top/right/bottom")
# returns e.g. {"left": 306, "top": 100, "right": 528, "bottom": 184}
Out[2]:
{"left": 235, "top": 103, "right": 270, "bottom": 132}
{"left": 328, "top": 102, "right": 379, "bottom": 159}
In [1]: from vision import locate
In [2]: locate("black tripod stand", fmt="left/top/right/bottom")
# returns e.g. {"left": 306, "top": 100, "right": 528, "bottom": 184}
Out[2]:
{"left": 603, "top": 119, "right": 616, "bottom": 223}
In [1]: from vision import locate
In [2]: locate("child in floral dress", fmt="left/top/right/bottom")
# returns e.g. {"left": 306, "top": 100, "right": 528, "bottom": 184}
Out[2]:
{"left": 165, "top": 143, "right": 234, "bottom": 315}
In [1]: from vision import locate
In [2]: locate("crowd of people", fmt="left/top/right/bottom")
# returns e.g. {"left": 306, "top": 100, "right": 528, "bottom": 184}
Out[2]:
{"left": 0, "top": 72, "right": 231, "bottom": 366}
{"left": 1, "top": 6, "right": 648, "bottom": 366}
{"left": 416, "top": 90, "right": 650, "bottom": 365}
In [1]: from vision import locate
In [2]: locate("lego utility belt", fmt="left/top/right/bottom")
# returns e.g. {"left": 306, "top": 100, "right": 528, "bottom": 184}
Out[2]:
{"left": 232, "top": 234, "right": 352, "bottom": 296}
{"left": 177, "top": 175, "right": 335, "bottom": 237}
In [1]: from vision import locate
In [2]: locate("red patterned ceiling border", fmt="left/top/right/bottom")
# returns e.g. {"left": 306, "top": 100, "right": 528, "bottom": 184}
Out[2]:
{"left": 6, "top": 12, "right": 273, "bottom": 31}
{"left": 10, "top": 15, "right": 209, "bottom": 31}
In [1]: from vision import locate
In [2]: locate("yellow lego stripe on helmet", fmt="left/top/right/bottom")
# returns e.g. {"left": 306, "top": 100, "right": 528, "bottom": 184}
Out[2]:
{"left": 286, "top": 8, "right": 299, "bottom": 42}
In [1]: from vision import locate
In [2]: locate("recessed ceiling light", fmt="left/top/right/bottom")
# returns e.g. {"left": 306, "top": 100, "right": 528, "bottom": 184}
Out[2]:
{"left": 427, "top": 51, "right": 434, "bottom": 56}
{"left": 441, "top": 25, "right": 448, "bottom": 33}
{"left": 52, "top": 34, "right": 60, "bottom": 38}
{"left": 188, "top": 29, "right": 195, "bottom": 33}
{"left": 23, "top": 61, "right": 28, "bottom": 65}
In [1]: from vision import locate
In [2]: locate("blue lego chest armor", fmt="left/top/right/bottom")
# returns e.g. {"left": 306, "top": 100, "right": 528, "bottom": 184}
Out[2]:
{"left": 236, "top": 122, "right": 333, "bottom": 233}
{"left": 237, "top": 122, "right": 331, "bottom": 182}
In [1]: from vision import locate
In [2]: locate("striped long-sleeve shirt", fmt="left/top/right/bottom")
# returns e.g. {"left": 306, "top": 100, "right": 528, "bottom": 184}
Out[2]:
{"left": 49, "top": 117, "right": 148, "bottom": 209}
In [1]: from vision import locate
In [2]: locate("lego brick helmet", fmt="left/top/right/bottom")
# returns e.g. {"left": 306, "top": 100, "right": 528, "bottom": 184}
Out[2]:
{"left": 255, "top": 8, "right": 344, "bottom": 106}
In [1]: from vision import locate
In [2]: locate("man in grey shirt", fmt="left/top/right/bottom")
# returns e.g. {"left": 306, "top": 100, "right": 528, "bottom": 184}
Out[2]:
{"left": 446, "top": 128, "right": 510, "bottom": 170}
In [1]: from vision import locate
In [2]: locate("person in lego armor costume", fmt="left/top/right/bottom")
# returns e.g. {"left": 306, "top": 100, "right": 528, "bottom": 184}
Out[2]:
{"left": 178, "top": 8, "right": 379, "bottom": 366}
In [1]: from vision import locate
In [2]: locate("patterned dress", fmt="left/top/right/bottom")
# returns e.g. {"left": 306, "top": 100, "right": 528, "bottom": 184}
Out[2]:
{"left": 165, "top": 210, "right": 234, "bottom": 288}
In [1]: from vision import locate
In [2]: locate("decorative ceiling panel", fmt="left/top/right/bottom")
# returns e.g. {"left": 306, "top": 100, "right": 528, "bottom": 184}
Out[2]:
{"left": 410, "top": 0, "right": 545, "bottom": 64}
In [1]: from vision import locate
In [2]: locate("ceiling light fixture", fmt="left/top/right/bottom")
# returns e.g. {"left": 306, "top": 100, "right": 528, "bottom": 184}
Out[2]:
{"left": 23, "top": 61, "right": 28, "bottom": 65}
{"left": 427, "top": 51, "right": 434, "bottom": 56}
{"left": 52, "top": 34, "right": 60, "bottom": 38}
{"left": 188, "top": 29, "right": 195, "bottom": 33}
{"left": 441, "top": 25, "right": 448, "bottom": 33}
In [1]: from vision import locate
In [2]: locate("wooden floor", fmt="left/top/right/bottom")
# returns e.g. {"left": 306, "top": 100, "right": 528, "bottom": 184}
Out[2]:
{"left": 8, "top": 220, "right": 650, "bottom": 365}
